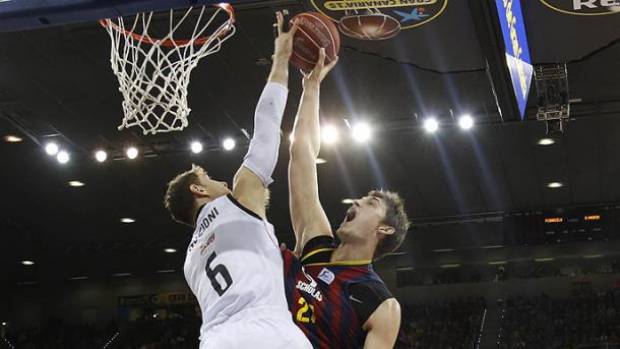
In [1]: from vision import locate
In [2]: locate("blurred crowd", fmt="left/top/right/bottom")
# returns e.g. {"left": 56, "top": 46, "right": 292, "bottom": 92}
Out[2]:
{"left": 3, "top": 316, "right": 199, "bottom": 349}
{"left": 499, "top": 290, "right": 620, "bottom": 349}
{"left": 5, "top": 289, "right": 620, "bottom": 349}
{"left": 396, "top": 298, "right": 486, "bottom": 349}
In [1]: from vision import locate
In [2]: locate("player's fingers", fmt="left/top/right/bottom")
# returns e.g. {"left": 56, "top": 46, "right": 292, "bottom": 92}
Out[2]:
{"left": 288, "top": 20, "right": 299, "bottom": 36}
{"left": 325, "top": 56, "right": 339, "bottom": 71}
{"left": 315, "top": 48, "right": 326, "bottom": 71}
{"left": 275, "top": 11, "right": 283, "bottom": 35}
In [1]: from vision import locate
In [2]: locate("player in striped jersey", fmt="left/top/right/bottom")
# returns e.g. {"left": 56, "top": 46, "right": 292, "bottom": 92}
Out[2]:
{"left": 284, "top": 48, "right": 411, "bottom": 348}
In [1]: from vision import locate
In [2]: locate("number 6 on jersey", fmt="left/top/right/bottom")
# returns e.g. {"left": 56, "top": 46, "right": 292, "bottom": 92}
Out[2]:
{"left": 206, "top": 251, "right": 233, "bottom": 296}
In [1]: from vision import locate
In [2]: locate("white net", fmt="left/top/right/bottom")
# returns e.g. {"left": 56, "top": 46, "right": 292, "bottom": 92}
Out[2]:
{"left": 101, "top": 4, "right": 236, "bottom": 135}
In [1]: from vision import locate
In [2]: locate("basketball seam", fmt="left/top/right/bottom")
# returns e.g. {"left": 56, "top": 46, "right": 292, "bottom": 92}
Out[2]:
{"left": 302, "top": 13, "right": 338, "bottom": 58}
{"left": 297, "top": 26, "right": 324, "bottom": 54}
{"left": 292, "top": 50, "right": 317, "bottom": 66}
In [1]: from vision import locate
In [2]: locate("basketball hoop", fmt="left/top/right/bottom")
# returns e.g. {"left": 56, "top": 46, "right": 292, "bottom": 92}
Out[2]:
{"left": 338, "top": 9, "right": 400, "bottom": 41}
{"left": 100, "top": 3, "right": 235, "bottom": 135}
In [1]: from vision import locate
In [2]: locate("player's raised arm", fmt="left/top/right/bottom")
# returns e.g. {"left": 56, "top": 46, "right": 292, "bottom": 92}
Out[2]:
{"left": 232, "top": 12, "right": 298, "bottom": 219}
{"left": 289, "top": 49, "right": 338, "bottom": 254}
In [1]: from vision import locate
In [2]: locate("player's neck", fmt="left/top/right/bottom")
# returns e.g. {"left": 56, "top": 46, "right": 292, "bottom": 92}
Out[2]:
{"left": 192, "top": 197, "right": 212, "bottom": 225}
{"left": 331, "top": 240, "right": 374, "bottom": 263}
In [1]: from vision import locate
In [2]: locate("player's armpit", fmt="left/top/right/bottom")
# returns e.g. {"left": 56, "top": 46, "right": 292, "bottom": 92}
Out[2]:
{"left": 232, "top": 166, "right": 267, "bottom": 219}
{"left": 362, "top": 298, "right": 401, "bottom": 349}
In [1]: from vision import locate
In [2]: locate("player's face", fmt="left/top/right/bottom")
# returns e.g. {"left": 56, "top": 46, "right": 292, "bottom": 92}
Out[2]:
{"left": 193, "top": 166, "right": 231, "bottom": 200}
{"left": 336, "top": 195, "right": 388, "bottom": 243}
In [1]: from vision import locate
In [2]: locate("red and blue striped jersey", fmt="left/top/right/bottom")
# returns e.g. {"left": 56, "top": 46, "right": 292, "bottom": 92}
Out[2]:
{"left": 282, "top": 236, "right": 393, "bottom": 348}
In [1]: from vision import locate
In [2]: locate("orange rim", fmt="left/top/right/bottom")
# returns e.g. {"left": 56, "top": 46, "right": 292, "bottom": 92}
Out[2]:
{"left": 99, "top": 3, "right": 235, "bottom": 47}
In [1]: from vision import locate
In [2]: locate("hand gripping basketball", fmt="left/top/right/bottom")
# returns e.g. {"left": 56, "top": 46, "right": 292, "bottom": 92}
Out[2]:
{"left": 273, "top": 11, "right": 299, "bottom": 62}
{"left": 302, "top": 47, "right": 338, "bottom": 87}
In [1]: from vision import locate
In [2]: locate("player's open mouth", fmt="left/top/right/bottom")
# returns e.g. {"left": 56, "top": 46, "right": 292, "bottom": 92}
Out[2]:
{"left": 344, "top": 208, "right": 356, "bottom": 223}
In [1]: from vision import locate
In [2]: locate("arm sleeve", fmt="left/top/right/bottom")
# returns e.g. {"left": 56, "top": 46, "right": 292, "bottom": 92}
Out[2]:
{"left": 241, "top": 81, "right": 288, "bottom": 187}
{"left": 348, "top": 282, "right": 394, "bottom": 325}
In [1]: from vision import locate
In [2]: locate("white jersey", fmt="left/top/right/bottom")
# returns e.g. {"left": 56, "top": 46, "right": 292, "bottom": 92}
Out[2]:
{"left": 184, "top": 194, "right": 311, "bottom": 348}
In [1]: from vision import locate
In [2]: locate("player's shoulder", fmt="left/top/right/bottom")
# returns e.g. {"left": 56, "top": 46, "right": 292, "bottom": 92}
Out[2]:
{"left": 300, "top": 235, "right": 337, "bottom": 265}
{"left": 348, "top": 279, "right": 393, "bottom": 302}
{"left": 347, "top": 280, "right": 396, "bottom": 325}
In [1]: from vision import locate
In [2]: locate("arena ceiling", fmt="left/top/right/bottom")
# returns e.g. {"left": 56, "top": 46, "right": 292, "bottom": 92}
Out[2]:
{"left": 1, "top": 0, "right": 620, "bottom": 285}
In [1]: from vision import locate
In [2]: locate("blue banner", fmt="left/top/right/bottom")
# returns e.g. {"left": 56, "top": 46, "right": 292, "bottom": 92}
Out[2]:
{"left": 495, "top": 0, "right": 533, "bottom": 120}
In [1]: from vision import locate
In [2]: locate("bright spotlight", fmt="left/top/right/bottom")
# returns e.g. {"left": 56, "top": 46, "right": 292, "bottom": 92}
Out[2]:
{"left": 222, "top": 138, "right": 236, "bottom": 151}
{"left": 95, "top": 150, "right": 108, "bottom": 163}
{"left": 190, "top": 141, "right": 203, "bottom": 154}
{"left": 458, "top": 114, "right": 474, "bottom": 130}
{"left": 126, "top": 147, "right": 138, "bottom": 160}
{"left": 351, "top": 122, "right": 372, "bottom": 143}
{"left": 538, "top": 138, "right": 555, "bottom": 146}
{"left": 57, "top": 150, "right": 70, "bottom": 164}
{"left": 4, "top": 135, "right": 22, "bottom": 143}
{"left": 21, "top": 260, "right": 34, "bottom": 266}
{"left": 164, "top": 248, "right": 177, "bottom": 254}
{"left": 120, "top": 217, "right": 136, "bottom": 224}
{"left": 547, "top": 182, "right": 564, "bottom": 189}
{"left": 321, "top": 125, "right": 339, "bottom": 144}
{"left": 45, "top": 142, "right": 59, "bottom": 156}
{"left": 423, "top": 118, "right": 439, "bottom": 133}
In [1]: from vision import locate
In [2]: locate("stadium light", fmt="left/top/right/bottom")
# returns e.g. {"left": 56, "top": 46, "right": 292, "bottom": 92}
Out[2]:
{"left": 56, "top": 150, "right": 70, "bottom": 164}
{"left": 45, "top": 142, "right": 59, "bottom": 156}
{"left": 126, "top": 147, "right": 138, "bottom": 160}
{"left": 4, "top": 135, "right": 22, "bottom": 143}
{"left": 351, "top": 122, "right": 372, "bottom": 143}
{"left": 222, "top": 138, "right": 236, "bottom": 151}
{"left": 538, "top": 138, "right": 555, "bottom": 146}
{"left": 190, "top": 141, "right": 203, "bottom": 154}
{"left": 547, "top": 182, "right": 563, "bottom": 189}
{"left": 458, "top": 114, "right": 474, "bottom": 130}
{"left": 95, "top": 150, "right": 108, "bottom": 163}
{"left": 423, "top": 118, "right": 439, "bottom": 133}
{"left": 322, "top": 124, "right": 340, "bottom": 144}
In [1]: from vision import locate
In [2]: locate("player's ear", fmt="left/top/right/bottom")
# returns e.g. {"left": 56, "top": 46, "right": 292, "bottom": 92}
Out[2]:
{"left": 189, "top": 183, "right": 208, "bottom": 197}
{"left": 377, "top": 225, "right": 395, "bottom": 236}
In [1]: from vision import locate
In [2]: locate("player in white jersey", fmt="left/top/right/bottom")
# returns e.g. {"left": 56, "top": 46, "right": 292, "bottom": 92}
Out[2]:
{"left": 163, "top": 12, "right": 311, "bottom": 349}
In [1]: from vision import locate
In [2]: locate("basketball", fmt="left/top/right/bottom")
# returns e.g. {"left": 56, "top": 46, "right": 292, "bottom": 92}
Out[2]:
{"left": 289, "top": 12, "right": 340, "bottom": 73}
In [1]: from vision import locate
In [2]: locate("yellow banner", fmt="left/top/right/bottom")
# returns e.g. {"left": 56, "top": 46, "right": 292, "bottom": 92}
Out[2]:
{"left": 324, "top": 0, "right": 436, "bottom": 11}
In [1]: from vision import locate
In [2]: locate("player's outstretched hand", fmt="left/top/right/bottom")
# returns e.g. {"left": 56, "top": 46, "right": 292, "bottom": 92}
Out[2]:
{"left": 273, "top": 11, "right": 299, "bottom": 62}
{"left": 302, "top": 48, "right": 338, "bottom": 88}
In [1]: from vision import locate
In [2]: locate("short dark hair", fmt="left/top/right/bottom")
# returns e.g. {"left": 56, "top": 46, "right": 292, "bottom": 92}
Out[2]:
{"left": 369, "top": 190, "right": 410, "bottom": 260}
{"left": 164, "top": 168, "right": 201, "bottom": 227}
